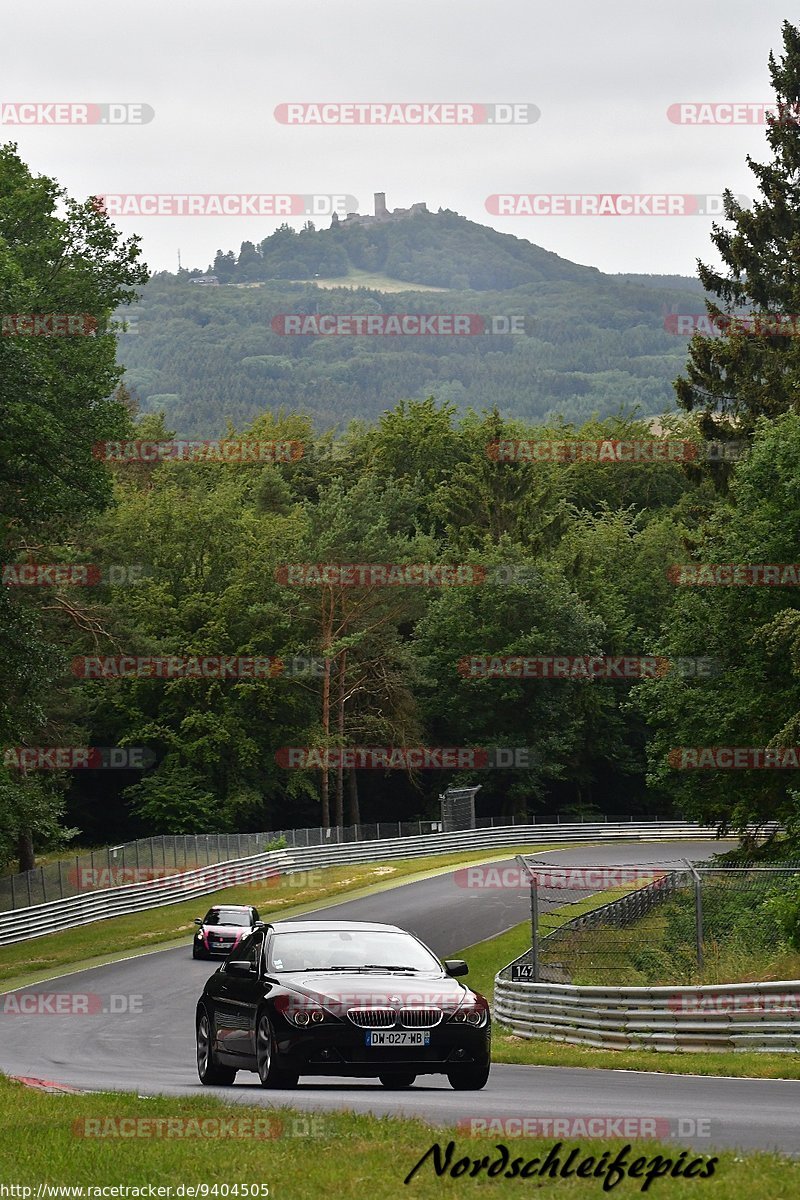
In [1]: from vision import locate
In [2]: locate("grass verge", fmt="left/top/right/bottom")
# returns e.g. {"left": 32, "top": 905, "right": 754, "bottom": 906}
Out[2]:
{"left": 0, "top": 1075, "right": 794, "bottom": 1197}
{"left": 0, "top": 844, "right": 561, "bottom": 989}
{"left": 455, "top": 919, "right": 800, "bottom": 1080}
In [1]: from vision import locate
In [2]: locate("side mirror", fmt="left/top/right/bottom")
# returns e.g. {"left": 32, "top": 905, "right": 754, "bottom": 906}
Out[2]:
{"left": 194, "top": 918, "right": 203, "bottom": 926}
{"left": 444, "top": 959, "right": 468, "bottom": 977}
{"left": 227, "top": 960, "right": 256, "bottom": 976}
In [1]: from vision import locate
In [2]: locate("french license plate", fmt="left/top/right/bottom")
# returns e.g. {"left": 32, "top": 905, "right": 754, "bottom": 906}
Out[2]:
{"left": 366, "top": 1031, "right": 430, "bottom": 1047}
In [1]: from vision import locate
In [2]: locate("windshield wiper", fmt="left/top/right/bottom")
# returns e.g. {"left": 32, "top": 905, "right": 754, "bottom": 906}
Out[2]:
{"left": 286, "top": 965, "right": 420, "bottom": 973}
{"left": 361, "top": 964, "right": 420, "bottom": 973}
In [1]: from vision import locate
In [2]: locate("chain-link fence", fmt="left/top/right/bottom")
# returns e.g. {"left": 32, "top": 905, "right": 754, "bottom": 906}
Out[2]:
{"left": 510, "top": 857, "right": 800, "bottom": 986}
{"left": 0, "top": 812, "right": 578, "bottom": 911}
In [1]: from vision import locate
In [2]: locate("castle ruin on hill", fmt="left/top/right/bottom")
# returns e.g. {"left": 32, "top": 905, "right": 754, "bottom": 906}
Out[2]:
{"left": 333, "top": 192, "right": 428, "bottom": 227}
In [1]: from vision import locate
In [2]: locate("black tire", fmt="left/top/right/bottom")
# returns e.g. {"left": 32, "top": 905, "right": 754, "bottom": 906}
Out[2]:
{"left": 256, "top": 1011, "right": 299, "bottom": 1088}
{"left": 446, "top": 1063, "right": 490, "bottom": 1091}
{"left": 192, "top": 944, "right": 207, "bottom": 960}
{"left": 378, "top": 1072, "right": 416, "bottom": 1089}
{"left": 196, "top": 1008, "right": 237, "bottom": 1086}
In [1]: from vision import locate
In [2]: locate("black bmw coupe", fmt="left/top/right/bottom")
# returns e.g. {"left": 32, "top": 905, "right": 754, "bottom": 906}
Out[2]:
{"left": 195, "top": 919, "right": 491, "bottom": 1090}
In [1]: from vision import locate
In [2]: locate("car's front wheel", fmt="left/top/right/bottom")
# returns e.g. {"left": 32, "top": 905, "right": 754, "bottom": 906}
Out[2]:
{"left": 446, "top": 1063, "right": 490, "bottom": 1090}
{"left": 378, "top": 1072, "right": 416, "bottom": 1089}
{"left": 196, "top": 1008, "right": 237, "bottom": 1086}
{"left": 256, "top": 1012, "right": 299, "bottom": 1088}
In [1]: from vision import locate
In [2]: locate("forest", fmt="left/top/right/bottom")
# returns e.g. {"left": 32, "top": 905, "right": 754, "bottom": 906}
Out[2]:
{"left": 3, "top": 22, "right": 800, "bottom": 870}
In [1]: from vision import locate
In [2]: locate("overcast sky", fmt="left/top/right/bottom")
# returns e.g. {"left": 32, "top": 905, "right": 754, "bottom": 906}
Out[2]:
{"left": 2, "top": 1, "right": 793, "bottom": 277}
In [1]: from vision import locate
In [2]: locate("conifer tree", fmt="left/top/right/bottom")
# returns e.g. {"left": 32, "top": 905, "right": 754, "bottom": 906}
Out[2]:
{"left": 676, "top": 21, "right": 800, "bottom": 440}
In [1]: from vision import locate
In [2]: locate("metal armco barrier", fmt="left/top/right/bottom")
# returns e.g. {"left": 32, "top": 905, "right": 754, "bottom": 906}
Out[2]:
{"left": 492, "top": 975, "right": 800, "bottom": 1052}
{"left": 0, "top": 850, "right": 292, "bottom": 947}
{"left": 0, "top": 820, "right": 751, "bottom": 945}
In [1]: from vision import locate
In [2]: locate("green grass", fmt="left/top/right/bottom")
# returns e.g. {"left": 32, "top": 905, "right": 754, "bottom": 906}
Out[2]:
{"left": 0, "top": 845, "right": 561, "bottom": 989}
{"left": 0, "top": 1075, "right": 794, "bottom": 1196}
{"left": 304, "top": 268, "right": 451, "bottom": 293}
{"left": 454, "top": 917, "right": 800, "bottom": 1080}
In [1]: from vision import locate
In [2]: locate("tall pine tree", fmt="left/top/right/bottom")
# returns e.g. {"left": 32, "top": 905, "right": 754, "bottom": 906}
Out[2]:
{"left": 676, "top": 21, "right": 800, "bottom": 440}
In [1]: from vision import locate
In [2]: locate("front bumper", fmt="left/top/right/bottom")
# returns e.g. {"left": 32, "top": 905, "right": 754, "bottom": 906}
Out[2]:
{"left": 274, "top": 1020, "right": 491, "bottom": 1077}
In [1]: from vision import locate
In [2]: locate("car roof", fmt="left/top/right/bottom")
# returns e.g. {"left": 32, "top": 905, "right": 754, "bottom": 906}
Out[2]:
{"left": 266, "top": 920, "right": 405, "bottom": 934}
{"left": 206, "top": 904, "right": 252, "bottom": 912}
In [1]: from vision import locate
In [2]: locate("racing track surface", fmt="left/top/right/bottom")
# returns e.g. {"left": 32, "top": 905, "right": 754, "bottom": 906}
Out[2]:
{"left": 2, "top": 840, "right": 800, "bottom": 1156}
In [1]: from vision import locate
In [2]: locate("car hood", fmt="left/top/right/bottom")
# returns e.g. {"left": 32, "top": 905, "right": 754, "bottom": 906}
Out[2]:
{"left": 277, "top": 972, "right": 472, "bottom": 1011}
{"left": 203, "top": 924, "right": 248, "bottom": 935}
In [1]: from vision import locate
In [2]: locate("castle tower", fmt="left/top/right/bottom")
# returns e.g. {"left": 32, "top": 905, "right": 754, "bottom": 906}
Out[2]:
{"left": 374, "top": 192, "right": 387, "bottom": 217}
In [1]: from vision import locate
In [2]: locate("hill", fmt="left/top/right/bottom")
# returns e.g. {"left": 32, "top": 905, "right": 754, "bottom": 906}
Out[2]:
{"left": 117, "top": 209, "right": 707, "bottom": 437}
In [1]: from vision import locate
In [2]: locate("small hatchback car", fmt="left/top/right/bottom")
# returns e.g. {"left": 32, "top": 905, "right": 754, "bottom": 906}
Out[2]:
{"left": 195, "top": 920, "right": 491, "bottom": 1089}
{"left": 192, "top": 904, "right": 260, "bottom": 959}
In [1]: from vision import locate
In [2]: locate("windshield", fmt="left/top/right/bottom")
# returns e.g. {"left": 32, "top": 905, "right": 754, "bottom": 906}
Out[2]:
{"left": 267, "top": 929, "right": 442, "bottom": 973}
{"left": 204, "top": 908, "right": 250, "bottom": 927}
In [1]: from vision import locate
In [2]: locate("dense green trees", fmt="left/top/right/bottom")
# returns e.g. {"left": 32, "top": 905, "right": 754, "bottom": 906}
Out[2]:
{"left": 0, "top": 144, "right": 145, "bottom": 868}
{"left": 6, "top": 12, "right": 800, "bottom": 867}
{"left": 119, "top": 271, "right": 700, "bottom": 440}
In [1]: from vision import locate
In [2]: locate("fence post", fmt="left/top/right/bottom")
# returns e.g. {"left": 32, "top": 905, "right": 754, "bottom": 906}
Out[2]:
{"left": 40, "top": 865, "right": 46, "bottom": 902}
{"left": 10, "top": 874, "right": 15, "bottom": 910}
{"left": 686, "top": 861, "right": 704, "bottom": 973}
{"left": 532, "top": 873, "right": 539, "bottom": 981}
{"left": 58, "top": 858, "right": 64, "bottom": 899}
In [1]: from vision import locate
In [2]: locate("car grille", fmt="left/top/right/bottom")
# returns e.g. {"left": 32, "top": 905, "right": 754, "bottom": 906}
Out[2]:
{"left": 347, "top": 1006, "right": 443, "bottom": 1029}
{"left": 347, "top": 1008, "right": 396, "bottom": 1028}
{"left": 399, "top": 1007, "right": 442, "bottom": 1028}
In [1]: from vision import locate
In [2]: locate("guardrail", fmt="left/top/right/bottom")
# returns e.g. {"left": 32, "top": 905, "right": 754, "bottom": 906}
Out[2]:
{"left": 492, "top": 976, "right": 800, "bottom": 1052}
{"left": 0, "top": 850, "right": 292, "bottom": 947}
{"left": 0, "top": 820, "right": 745, "bottom": 945}
{"left": 0, "top": 814, "right": 667, "bottom": 912}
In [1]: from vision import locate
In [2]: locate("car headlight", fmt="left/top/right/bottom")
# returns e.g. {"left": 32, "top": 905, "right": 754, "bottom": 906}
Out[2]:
{"left": 275, "top": 997, "right": 338, "bottom": 1027}
{"left": 448, "top": 997, "right": 489, "bottom": 1027}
